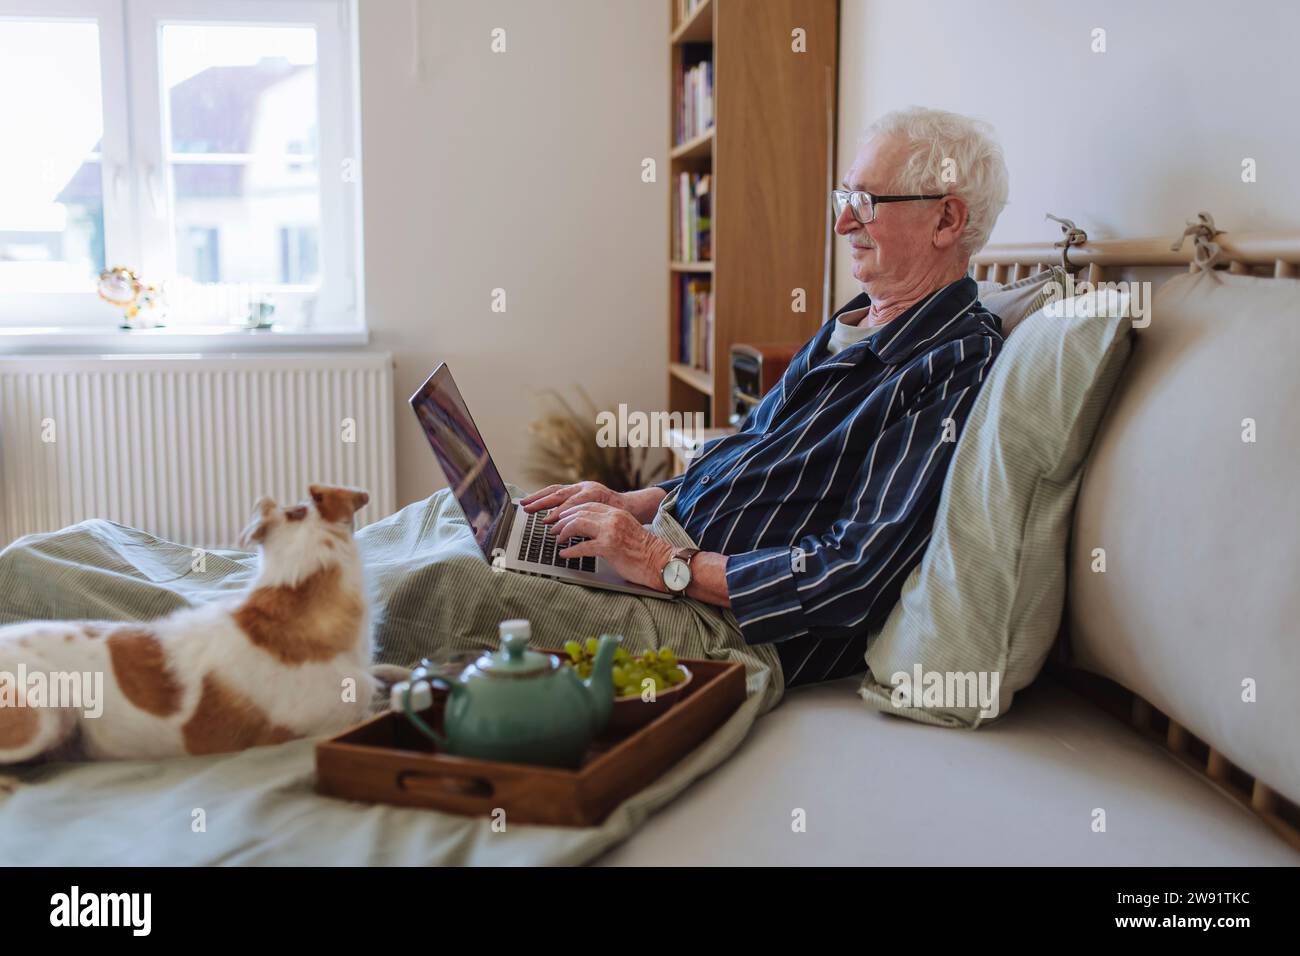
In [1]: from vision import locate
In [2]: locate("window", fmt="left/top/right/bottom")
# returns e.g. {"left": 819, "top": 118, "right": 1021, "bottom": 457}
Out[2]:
{"left": 0, "top": 11, "right": 111, "bottom": 307}
{"left": 0, "top": 0, "right": 362, "bottom": 334}
{"left": 182, "top": 226, "right": 220, "bottom": 283}
{"left": 280, "top": 225, "right": 319, "bottom": 285}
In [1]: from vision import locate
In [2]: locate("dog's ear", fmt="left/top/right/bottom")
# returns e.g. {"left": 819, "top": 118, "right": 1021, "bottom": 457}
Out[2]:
{"left": 238, "top": 496, "right": 277, "bottom": 549}
{"left": 309, "top": 485, "right": 370, "bottom": 523}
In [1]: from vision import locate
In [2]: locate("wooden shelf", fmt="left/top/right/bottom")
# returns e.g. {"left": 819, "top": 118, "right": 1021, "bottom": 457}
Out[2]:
{"left": 671, "top": 0, "right": 713, "bottom": 44}
{"left": 669, "top": 362, "right": 714, "bottom": 396}
{"left": 671, "top": 127, "right": 714, "bottom": 161}
{"left": 667, "top": 0, "right": 837, "bottom": 428}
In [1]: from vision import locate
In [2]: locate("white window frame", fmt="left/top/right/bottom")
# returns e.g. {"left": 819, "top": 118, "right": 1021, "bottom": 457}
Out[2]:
{"left": 0, "top": 0, "right": 364, "bottom": 342}
{"left": 0, "top": 0, "right": 133, "bottom": 326}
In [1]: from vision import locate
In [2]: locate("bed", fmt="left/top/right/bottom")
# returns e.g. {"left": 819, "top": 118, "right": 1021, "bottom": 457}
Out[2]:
{"left": 2, "top": 219, "right": 1298, "bottom": 865}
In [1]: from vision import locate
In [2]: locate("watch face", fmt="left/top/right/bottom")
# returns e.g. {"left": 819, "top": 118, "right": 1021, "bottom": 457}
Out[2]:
{"left": 663, "top": 558, "right": 691, "bottom": 592}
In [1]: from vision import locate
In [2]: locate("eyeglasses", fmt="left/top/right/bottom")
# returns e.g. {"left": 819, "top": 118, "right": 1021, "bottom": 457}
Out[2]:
{"left": 832, "top": 189, "right": 946, "bottom": 225}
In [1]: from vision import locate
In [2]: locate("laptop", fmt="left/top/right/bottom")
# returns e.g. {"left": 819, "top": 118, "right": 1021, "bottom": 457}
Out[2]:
{"left": 409, "top": 363, "right": 671, "bottom": 599}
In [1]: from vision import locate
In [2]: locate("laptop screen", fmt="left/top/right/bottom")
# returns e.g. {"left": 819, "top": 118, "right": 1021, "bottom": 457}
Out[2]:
{"left": 409, "top": 364, "right": 511, "bottom": 558}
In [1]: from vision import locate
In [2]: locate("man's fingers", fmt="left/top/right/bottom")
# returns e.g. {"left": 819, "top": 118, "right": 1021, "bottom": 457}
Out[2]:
{"left": 547, "top": 515, "right": 580, "bottom": 540}
{"left": 557, "top": 537, "right": 597, "bottom": 559}
{"left": 542, "top": 493, "right": 591, "bottom": 522}
{"left": 547, "top": 497, "right": 616, "bottom": 523}
{"left": 552, "top": 500, "right": 610, "bottom": 522}
{"left": 549, "top": 503, "right": 618, "bottom": 538}
{"left": 523, "top": 489, "right": 573, "bottom": 513}
{"left": 550, "top": 511, "right": 600, "bottom": 544}
{"left": 547, "top": 503, "right": 582, "bottom": 527}
{"left": 521, "top": 484, "right": 562, "bottom": 505}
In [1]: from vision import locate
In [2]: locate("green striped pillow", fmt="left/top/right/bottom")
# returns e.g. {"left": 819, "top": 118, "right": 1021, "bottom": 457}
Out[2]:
{"left": 858, "top": 290, "right": 1133, "bottom": 727}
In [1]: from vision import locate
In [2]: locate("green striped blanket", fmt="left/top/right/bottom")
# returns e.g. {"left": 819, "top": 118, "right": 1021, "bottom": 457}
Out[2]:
{"left": 0, "top": 485, "right": 782, "bottom": 866}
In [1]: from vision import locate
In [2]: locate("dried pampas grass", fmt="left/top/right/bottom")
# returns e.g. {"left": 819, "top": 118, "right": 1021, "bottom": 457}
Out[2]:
{"left": 524, "top": 387, "right": 669, "bottom": 493}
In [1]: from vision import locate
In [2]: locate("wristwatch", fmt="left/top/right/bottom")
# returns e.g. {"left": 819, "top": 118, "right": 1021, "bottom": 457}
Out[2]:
{"left": 660, "top": 547, "right": 700, "bottom": 597}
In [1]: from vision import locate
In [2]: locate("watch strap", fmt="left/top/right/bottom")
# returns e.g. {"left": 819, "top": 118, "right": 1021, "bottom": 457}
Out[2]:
{"left": 671, "top": 546, "right": 701, "bottom": 565}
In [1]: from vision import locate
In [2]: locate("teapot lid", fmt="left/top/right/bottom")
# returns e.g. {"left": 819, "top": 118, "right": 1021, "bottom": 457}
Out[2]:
{"left": 475, "top": 619, "right": 557, "bottom": 678}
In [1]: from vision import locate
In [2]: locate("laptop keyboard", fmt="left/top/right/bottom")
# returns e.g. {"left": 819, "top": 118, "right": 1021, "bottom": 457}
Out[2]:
{"left": 518, "top": 509, "right": 597, "bottom": 573}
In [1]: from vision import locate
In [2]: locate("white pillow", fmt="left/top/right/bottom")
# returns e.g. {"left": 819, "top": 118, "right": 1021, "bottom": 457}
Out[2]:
{"left": 976, "top": 266, "right": 1069, "bottom": 335}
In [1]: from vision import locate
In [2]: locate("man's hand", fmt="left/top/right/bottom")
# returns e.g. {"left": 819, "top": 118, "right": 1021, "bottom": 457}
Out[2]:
{"left": 546, "top": 502, "right": 674, "bottom": 592}
{"left": 521, "top": 481, "right": 665, "bottom": 524}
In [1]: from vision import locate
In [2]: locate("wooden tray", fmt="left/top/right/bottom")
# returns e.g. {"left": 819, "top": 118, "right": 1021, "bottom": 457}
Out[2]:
{"left": 315, "top": 653, "right": 747, "bottom": 827}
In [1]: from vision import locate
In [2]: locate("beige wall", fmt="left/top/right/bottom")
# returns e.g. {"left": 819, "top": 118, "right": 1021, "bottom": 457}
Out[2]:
{"left": 834, "top": 0, "right": 1300, "bottom": 307}
{"left": 359, "top": 0, "right": 1300, "bottom": 510}
{"left": 358, "top": 0, "right": 668, "bottom": 507}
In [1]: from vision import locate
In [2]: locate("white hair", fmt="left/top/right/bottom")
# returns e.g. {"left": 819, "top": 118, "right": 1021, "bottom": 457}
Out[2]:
{"left": 861, "top": 106, "right": 1009, "bottom": 255}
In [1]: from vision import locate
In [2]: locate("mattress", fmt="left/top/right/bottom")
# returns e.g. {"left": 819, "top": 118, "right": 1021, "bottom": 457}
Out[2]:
{"left": 1067, "top": 271, "right": 1300, "bottom": 806}
{"left": 598, "top": 676, "right": 1299, "bottom": 865}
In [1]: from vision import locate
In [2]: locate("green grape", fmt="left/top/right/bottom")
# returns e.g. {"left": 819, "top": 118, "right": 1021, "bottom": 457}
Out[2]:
{"left": 560, "top": 636, "right": 686, "bottom": 699}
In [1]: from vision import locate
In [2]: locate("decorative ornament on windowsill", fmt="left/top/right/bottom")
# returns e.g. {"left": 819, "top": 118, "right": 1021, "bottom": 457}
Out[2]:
{"left": 244, "top": 292, "right": 276, "bottom": 330}
{"left": 97, "top": 266, "right": 166, "bottom": 330}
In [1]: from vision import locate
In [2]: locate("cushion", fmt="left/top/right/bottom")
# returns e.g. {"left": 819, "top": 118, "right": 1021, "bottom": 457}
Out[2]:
{"left": 1067, "top": 269, "right": 1300, "bottom": 804}
{"left": 976, "top": 266, "right": 1069, "bottom": 335}
{"left": 857, "top": 286, "right": 1133, "bottom": 728}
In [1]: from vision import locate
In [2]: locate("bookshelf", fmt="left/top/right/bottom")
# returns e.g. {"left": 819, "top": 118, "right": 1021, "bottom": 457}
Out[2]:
{"left": 668, "top": 0, "right": 839, "bottom": 428}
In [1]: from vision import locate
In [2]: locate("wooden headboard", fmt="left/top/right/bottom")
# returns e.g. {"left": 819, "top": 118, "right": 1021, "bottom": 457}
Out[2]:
{"left": 971, "top": 225, "right": 1300, "bottom": 282}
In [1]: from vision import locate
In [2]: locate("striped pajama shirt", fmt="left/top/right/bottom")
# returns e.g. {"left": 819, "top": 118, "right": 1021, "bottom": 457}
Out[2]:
{"left": 657, "top": 275, "right": 1004, "bottom": 687}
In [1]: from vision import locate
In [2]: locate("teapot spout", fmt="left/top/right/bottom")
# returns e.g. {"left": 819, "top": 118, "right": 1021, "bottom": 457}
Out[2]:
{"left": 583, "top": 634, "right": 621, "bottom": 733}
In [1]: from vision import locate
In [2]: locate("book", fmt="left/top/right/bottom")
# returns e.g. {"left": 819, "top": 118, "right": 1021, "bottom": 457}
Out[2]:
{"left": 674, "top": 56, "right": 714, "bottom": 145}
{"left": 679, "top": 276, "right": 713, "bottom": 371}
{"left": 674, "top": 0, "right": 710, "bottom": 24}
{"left": 674, "top": 172, "right": 712, "bottom": 263}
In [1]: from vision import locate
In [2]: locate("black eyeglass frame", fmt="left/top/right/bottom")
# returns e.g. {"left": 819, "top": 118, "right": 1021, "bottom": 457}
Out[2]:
{"left": 832, "top": 189, "right": 947, "bottom": 225}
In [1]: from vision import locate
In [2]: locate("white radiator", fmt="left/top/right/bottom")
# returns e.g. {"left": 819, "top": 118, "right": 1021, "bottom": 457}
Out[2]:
{"left": 0, "top": 353, "right": 396, "bottom": 550}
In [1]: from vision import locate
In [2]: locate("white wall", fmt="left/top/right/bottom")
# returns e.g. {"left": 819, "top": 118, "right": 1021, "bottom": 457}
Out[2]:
{"left": 357, "top": 0, "right": 668, "bottom": 507}
{"left": 835, "top": 0, "right": 1300, "bottom": 306}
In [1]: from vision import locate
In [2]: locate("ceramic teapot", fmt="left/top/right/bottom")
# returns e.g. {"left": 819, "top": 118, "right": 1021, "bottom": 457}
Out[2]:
{"left": 395, "top": 620, "right": 619, "bottom": 768}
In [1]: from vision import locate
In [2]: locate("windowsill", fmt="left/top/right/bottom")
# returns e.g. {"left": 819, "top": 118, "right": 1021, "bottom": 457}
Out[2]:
{"left": 0, "top": 324, "right": 370, "bottom": 354}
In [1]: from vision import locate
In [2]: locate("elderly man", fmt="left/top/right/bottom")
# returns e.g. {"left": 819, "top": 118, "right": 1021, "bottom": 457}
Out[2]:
{"left": 523, "top": 106, "right": 1010, "bottom": 688}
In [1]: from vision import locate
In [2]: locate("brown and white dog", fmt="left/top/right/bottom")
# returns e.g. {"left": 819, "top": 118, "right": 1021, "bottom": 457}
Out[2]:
{"left": 0, "top": 485, "right": 378, "bottom": 767}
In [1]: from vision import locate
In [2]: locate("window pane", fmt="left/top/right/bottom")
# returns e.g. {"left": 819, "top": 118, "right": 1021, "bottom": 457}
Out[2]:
{"left": 162, "top": 24, "right": 320, "bottom": 286}
{"left": 0, "top": 19, "right": 105, "bottom": 292}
